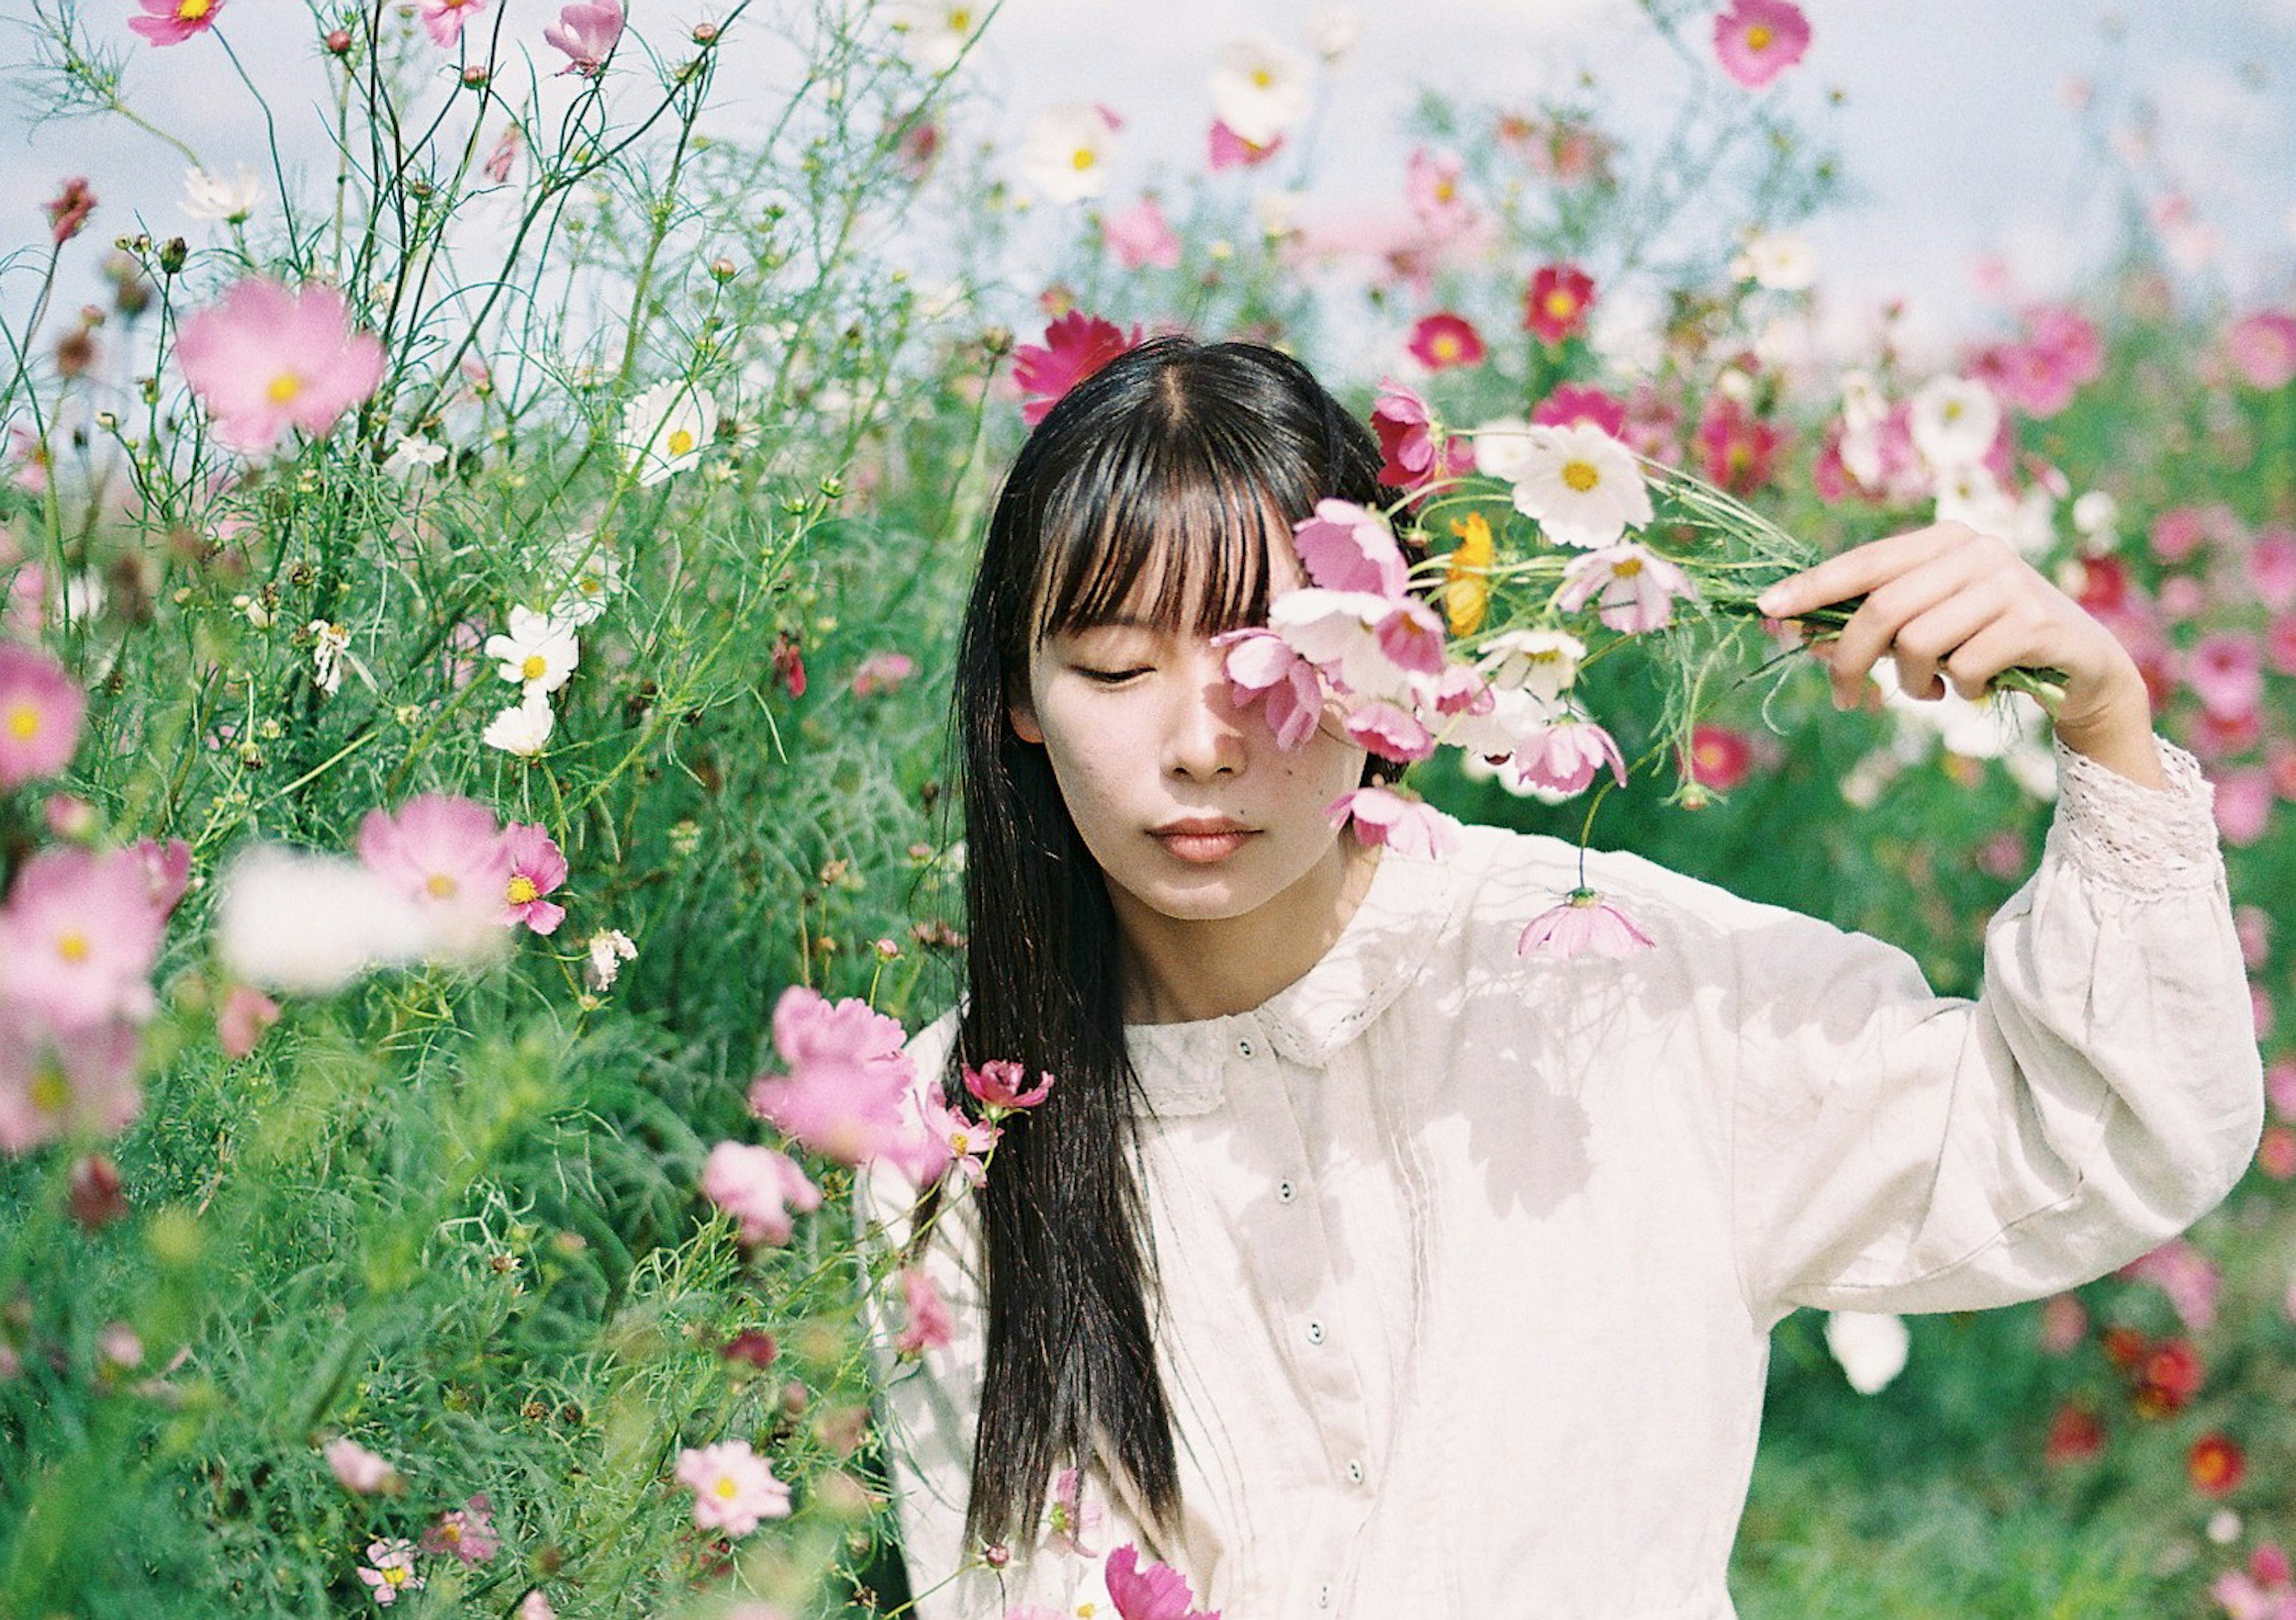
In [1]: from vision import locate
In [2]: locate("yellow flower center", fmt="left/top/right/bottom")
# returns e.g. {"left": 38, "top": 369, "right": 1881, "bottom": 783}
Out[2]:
{"left": 30, "top": 1063, "right": 69, "bottom": 1116}
{"left": 383, "top": 1566, "right": 410, "bottom": 1588}
{"left": 1251, "top": 66, "right": 1273, "bottom": 89}
{"left": 507, "top": 874, "right": 538, "bottom": 905}
{"left": 1941, "top": 400, "right": 1962, "bottom": 422}
{"left": 1560, "top": 459, "right": 1600, "bottom": 493}
{"left": 1544, "top": 289, "right": 1577, "bottom": 319}
{"left": 427, "top": 872, "right": 457, "bottom": 899}
{"left": 948, "top": 8, "right": 972, "bottom": 28}
{"left": 1431, "top": 333, "right": 1460, "bottom": 361}
{"left": 1436, "top": 179, "right": 1455, "bottom": 203}
{"left": 714, "top": 1476, "right": 741, "bottom": 1499}
{"left": 5, "top": 703, "right": 39, "bottom": 740}
{"left": 667, "top": 428, "right": 695, "bottom": 457}
{"left": 267, "top": 373, "right": 304, "bottom": 404}
{"left": 439, "top": 1523, "right": 463, "bottom": 1545}
{"left": 1070, "top": 146, "right": 1097, "bottom": 172}
{"left": 1613, "top": 556, "right": 1645, "bottom": 578}
{"left": 57, "top": 930, "right": 90, "bottom": 963}
{"left": 178, "top": 0, "right": 212, "bottom": 17}
{"left": 1746, "top": 23, "right": 1773, "bottom": 49}
{"left": 521, "top": 653, "right": 548, "bottom": 681}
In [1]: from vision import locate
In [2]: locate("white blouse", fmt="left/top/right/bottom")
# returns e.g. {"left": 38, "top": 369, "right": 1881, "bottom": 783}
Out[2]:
{"left": 860, "top": 737, "right": 2263, "bottom": 1620}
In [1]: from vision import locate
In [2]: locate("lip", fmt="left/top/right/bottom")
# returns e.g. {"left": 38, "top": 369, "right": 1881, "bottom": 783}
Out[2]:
{"left": 1149, "top": 817, "right": 1257, "bottom": 864}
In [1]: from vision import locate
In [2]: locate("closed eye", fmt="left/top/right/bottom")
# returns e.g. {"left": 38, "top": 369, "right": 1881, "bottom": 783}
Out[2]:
{"left": 1077, "top": 666, "right": 1152, "bottom": 685}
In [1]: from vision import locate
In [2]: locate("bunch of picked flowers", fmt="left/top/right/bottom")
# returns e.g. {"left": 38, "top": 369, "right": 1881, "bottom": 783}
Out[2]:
{"left": 1221, "top": 379, "right": 2066, "bottom": 958}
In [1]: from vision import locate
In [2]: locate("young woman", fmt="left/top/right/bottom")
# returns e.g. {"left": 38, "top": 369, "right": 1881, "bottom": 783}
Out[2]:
{"left": 863, "top": 337, "right": 2262, "bottom": 1619}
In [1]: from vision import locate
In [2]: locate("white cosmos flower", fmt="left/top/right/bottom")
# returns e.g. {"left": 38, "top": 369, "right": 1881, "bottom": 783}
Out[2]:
{"left": 2071, "top": 489, "right": 2119, "bottom": 549}
{"left": 215, "top": 844, "right": 433, "bottom": 994}
{"left": 619, "top": 381, "right": 718, "bottom": 486}
{"left": 1019, "top": 103, "right": 1122, "bottom": 206}
{"left": 544, "top": 532, "right": 623, "bottom": 627}
{"left": 1930, "top": 462, "right": 2026, "bottom": 550}
{"left": 1209, "top": 35, "right": 1314, "bottom": 147}
{"left": 1307, "top": 6, "right": 1361, "bottom": 65}
{"left": 482, "top": 690, "right": 556, "bottom": 758}
{"left": 484, "top": 606, "right": 581, "bottom": 696}
{"left": 1729, "top": 231, "right": 1816, "bottom": 292}
{"left": 1823, "top": 1311, "right": 1910, "bottom": 1395}
{"left": 886, "top": 0, "right": 981, "bottom": 74}
{"left": 1476, "top": 628, "right": 1586, "bottom": 704}
{"left": 585, "top": 927, "right": 637, "bottom": 990}
{"left": 182, "top": 164, "right": 263, "bottom": 224}
{"left": 1506, "top": 422, "right": 1653, "bottom": 550}
{"left": 382, "top": 433, "right": 449, "bottom": 478}
{"left": 1470, "top": 416, "right": 1538, "bottom": 485}
{"left": 1908, "top": 375, "right": 2001, "bottom": 475}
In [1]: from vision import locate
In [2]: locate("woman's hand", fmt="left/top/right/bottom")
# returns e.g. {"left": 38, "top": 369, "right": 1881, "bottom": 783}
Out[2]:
{"left": 1755, "top": 521, "right": 2166, "bottom": 789}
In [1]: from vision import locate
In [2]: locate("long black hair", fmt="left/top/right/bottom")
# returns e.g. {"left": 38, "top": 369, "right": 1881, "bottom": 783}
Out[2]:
{"left": 945, "top": 336, "right": 1383, "bottom": 1552}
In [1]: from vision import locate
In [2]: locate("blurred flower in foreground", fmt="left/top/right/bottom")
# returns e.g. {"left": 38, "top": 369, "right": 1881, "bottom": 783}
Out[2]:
{"left": 544, "top": 0, "right": 623, "bottom": 76}
{"left": 129, "top": 0, "right": 223, "bottom": 47}
{"left": 1013, "top": 312, "right": 1139, "bottom": 425}
{"left": 887, "top": 0, "right": 979, "bottom": 75}
{"left": 1712, "top": 0, "right": 1810, "bottom": 90}
{"left": 2227, "top": 309, "right": 2296, "bottom": 392}
{"left": 618, "top": 381, "right": 718, "bottom": 486}
{"left": 1210, "top": 35, "right": 1312, "bottom": 147}
{"left": 176, "top": 278, "right": 386, "bottom": 453}
{"left": 356, "top": 795, "right": 515, "bottom": 968}
{"left": 0, "top": 846, "right": 164, "bottom": 1031}
{"left": 214, "top": 846, "right": 433, "bottom": 993}
{"left": 1019, "top": 103, "right": 1122, "bottom": 205}
{"left": 673, "top": 1441, "right": 791, "bottom": 1536}
{"left": 1823, "top": 1310, "right": 1910, "bottom": 1393}
{"left": 851, "top": 650, "right": 917, "bottom": 697}
{"left": 895, "top": 1265, "right": 955, "bottom": 1354}
{"left": 702, "top": 1140, "right": 822, "bottom": 1246}
{"left": 1517, "top": 888, "right": 1653, "bottom": 959}
{"left": 0, "top": 1020, "right": 141, "bottom": 1154}
{"left": 0, "top": 640, "right": 84, "bottom": 788}
{"left": 323, "top": 1437, "right": 402, "bottom": 1494}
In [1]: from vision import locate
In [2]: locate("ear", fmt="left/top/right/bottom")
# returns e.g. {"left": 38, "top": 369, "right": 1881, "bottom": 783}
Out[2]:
{"left": 1007, "top": 686, "right": 1045, "bottom": 746}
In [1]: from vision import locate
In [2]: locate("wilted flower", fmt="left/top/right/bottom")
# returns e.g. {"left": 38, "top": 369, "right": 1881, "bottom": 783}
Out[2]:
{"left": 544, "top": 0, "right": 623, "bottom": 75}
{"left": 1504, "top": 423, "right": 1652, "bottom": 550}
{"left": 1522, "top": 262, "right": 1595, "bottom": 344}
{"left": 701, "top": 1140, "right": 822, "bottom": 1246}
{"left": 42, "top": 178, "right": 95, "bottom": 245}
{"left": 1823, "top": 1311, "right": 1910, "bottom": 1393}
{"left": 358, "top": 1538, "right": 423, "bottom": 1606}
{"left": 129, "top": 0, "right": 224, "bottom": 47}
{"left": 673, "top": 1440, "right": 792, "bottom": 1536}
{"left": 1406, "top": 312, "right": 1485, "bottom": 371}
{"left": 176, "top": 278, "right": 386, "bottom": 453}
{"left": 584, "top": 927, "right": 636, "bottom": 990}
{"left": 1019, "top": 103, "right": 1122, "bottom": 205}
{"left": 1516, "top": 887, "right": 1654, "bottom": 959}
{"left": 1013, "top": 312, "right": 1140, "bottom": 426}
{"left": 962, "top": 1060, "right": 1054, "bottom": 1112}
{"left": 484, "top": 606, "right": 580, "bottom": 697}
{"left": 0, "top": 640, "right": 84, "bottom": 789}
{"left": 1713, "top": 0, "right": 1810, "bottom": 89}
{"left": 618, "top": 381, "right": 718, "bottom": 486}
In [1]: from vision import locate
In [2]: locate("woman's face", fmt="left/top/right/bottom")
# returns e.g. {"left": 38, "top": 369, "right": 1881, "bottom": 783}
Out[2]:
{"left": 1010, "top": 544, "right": 1368, "bottom": 939}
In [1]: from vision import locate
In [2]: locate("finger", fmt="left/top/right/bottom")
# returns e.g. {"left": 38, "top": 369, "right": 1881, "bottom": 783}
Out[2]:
{"left": 1755, "top": 526, "right": 1955, "bottom": 620}
{"left": 1887, "top": 587, "right": 2007, "bottom": 704}
{"left": 1825, "top": 549, "right": 2003, "bottom": 706}
{"left": 1943, "top": 618, "right": 2045, "bottom": 701}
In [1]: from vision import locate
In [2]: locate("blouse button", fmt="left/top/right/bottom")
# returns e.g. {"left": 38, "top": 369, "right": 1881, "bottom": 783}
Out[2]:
{"left": 1344, "top": 1458, "right": 1364, "bottom": 1485}
{"left": 1305, "top": 1319, "right": 1326, "bottom": 1346}
{"left": 1275, "top": 1179, "right": 1296, "bottom": 1205}
{"left": 1235, "top": 1037, "right": 1257, "bottom": 1059}
{"left": 1317, "top": 1584, "right": 1334, "bottom": 1609}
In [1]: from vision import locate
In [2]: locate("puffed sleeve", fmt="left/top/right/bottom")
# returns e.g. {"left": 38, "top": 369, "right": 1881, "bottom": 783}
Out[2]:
{"left": 1726, "top": 736, "right": 2264, "bottom": 1331}
{"left": 856, "top": 1013, "right": 1144, "bottom": 1620}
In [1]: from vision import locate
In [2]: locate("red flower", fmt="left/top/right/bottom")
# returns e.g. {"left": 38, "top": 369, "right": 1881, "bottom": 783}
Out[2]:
{"left": 2188, "top": 1431, "right": 2246, "bottom": 1496}
{"left": 2259, "top": 1124, "right": 2296, "bottom": 1180}
{"left": 42, "top": 178, "right": 96, "bottom": 246}
{"left": 1523, "top": 262, "right": 1595, "bottom": 344}
{"left": 1370, "top": 379, "right": 1474, "bottom": 494}
{"left": 1686, "top": 724, "right": 1752, "bottom": 791}
{"left": 2131, "top": 1337, "right": 2203, "bottom": 1417}
{"left": 1012, "top": 311, "right": 1140, "bottom": 426}
{"left": 771, "top": 633, "right": 807, "bottom": 698}
{"left": 1532, "top": 383, "right": 1628, "bottom": 439}
{"left": 1694, "top": 394, "right": 1786, "bottom": 496}
{"left": 2099, "top": 1325, "right": 2149, "bottom": 1369}
{"left": 1406, "top": 312, "right": 1485, "bottom": 371}
{"left": 2043, "top": 1403, "right": 2105, "bottom": 1466}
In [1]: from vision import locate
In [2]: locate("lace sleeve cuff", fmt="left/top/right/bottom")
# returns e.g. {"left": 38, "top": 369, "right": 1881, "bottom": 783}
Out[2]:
{"left": 2048, "top": 734, "right": 2225, "bottom": 898}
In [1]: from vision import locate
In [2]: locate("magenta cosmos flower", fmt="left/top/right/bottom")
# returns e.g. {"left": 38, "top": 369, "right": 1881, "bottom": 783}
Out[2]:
{"left": 1517, "top": 887, "right": 1656, "bottom": 959}
{"left": 1712, "top": 0, "right": 1810, "bottom": 90}
{"left": 420, "top": 1494, "right": 500, "bottom": 1566}
{"left": 129, "top": 0, "right": 224, "bottom": 47}
{"left": 499, "top": 821, "right": 569, "bottom": 935}
{"left": 1406, "top": 312, "right": 1486, "bottom": 372}
{"left": 544, "top": 0, "right": 623, "bottom": 75}
{"left": 0, "top": 845, "right": 165, "bottom": 1033}
{"left": 1013, "top": 312, "right": 1141, "bottom": 426}
{"left": 175, "top": 277, "right": 385, "bottom": 453}
{"left": 961, "top": 1058, "right": 1054, "bottom": 1112}
{"left": 1103, "top": 1543, "right": 1222, "bottom": 1620}
{"left": 1370, "top": 379, "right": 1475, "bottom": 493}
{"left": 0, "top": 1018, "right": 142, "bottom": 1154}
{"left": 1523, "top": 262, "right": 1595, "bottom": 344}
{"left": 700, "top": 1139, "right": 822, "bottom": 1246}
{"left": 1532, "top": 383, "right": 1629, "bottom": 438}
{"left": 895, "top": 1264, "right": 956, "bottom": 1354}
{"left": 0, "top": 640, "right": 85, "bottom": 789}
{"left": 673, "top": 1440, "right": 791, "bottom": 1537}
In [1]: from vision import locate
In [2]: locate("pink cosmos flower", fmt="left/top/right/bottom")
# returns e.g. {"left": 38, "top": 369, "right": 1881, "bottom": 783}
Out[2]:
{"left": 417, "top": 0, "right": 488, "bottom": 48}
{"left": 1523, "top": 263, "right": 1595, "bottom": 344}
{"left": 2118, "top": 1238, "right": 2222, "bottom": 1335}
{"left": 544, "top": 0, "right": 622, "bottom": 75}
{"left": 499, "top": 821, "right": 569, "bottom": 935}
{"left": 2188, "top": 633, "right": 2263, "bottom": 721}
{"left": 1206, "top": 119, "right": 1281, "bottom": 172}
{"left": 1216, "top": 628, "right": 1326, "bottom": 752}
{"left": 1370, "top": 379, "right": 1475, "bottom": 493}
{"left": 895, "top": 1265, "right": 955, "bottom": 1356}
{"left": 1342, "top": 701, "right": 1434, "bottom": 762}
{"left": 324, "top": 1437, "right": 400, "bottom": 1494}
{"left": 0, "top": 1018, "right": 141, "bottom": 1154}
{"left": 2228, "top": 310, "right": 2296, "bottom": 392}
{"left": 1555, "top": 542, "right": 1697, "bottom": 633}
{"left": 1103, "top": 196, "right": 1182, "bottom": 271}
{"left": 673, "top": 1440, "right": 792, "bottom": 1537}
{"left": 2038, "top": 1292, "right": 2087, "bottom": 1354}
{"left": 1504, "top": 719, "right": 1628, "bottom": 797}
{"left": 1048, "top": 1466, "right": 1103, "bottom": 1557}
{"left": 1374, "top": 598, "right": 1446, "bottom": 676}
{"left": 851, "top": 650, "right": 916, "bottom": 697}
{"left": 2215, "top": 768, "right": 2272, "bottom": 846}
{"left": 1970, "top": 306, "right": 2102, "bottom": 419}
{"left": 217, "top": 983, "right": 282, "bottom": 1060}
{"left": 1406, "top": 312, "right": 1485, "bottom": 371}
{"left": 129, "top": 0, "right": 224, "bottom": 46}
{"left": 2212, "top": 1543, "right": 2296, "bottom": 1620}
{"left": 176, "top": 278, "right": 386, "bottom": 453}
{"left": 421, "top": 1494, "right": 500, "bottom": 1565}
{"left": 1013, "top": 312, "right": 1141, "bottom": 426}
{"left": 134, "top": 837, "right": 193, "bottom": 915}
{"left": 1517, "top": 887, "right": 1656, "bottom": 959}
{"left": 1104, "top": 1543, "right": 1221, "bottom": 1620}
{"left": 1695, "top": 394, "right": 1785, "bottom": 496}
{"left": 1405, "top": 148, "right": 1476, "bottom": 240}
{"left": 1325, "top": 786, "right": 1458, "bottom": 861}
{"left": 748, "top": 986, "right": 915, "bottom": 1164}
{"left": 2249, "top": 527, "right": 2296, "bottom": 612}
{"left": 962, "top": 1059, "right": 1054, "bottom": 1112}
{"left": 2150, "top": 506, "right": 2212, "bottom": 565}
{"left": 702, "top": 1140, "right": 823, "bottom": 1246}
{"left": 1712, "top": 0, "right": 1810, "bottom": 90}
{"left": 0, "top": 845, "right": 165, "bottom": 1032}
{"left": 1292, "top": 501, "right": 1409, "bottom": 597}
{"left": 357, "top": 793, "right": 513, "bottom": 927}
{"left": 1532, "top": 383, "right": 1628, "bottom": 438}
{"left": 0, "top": 640, "right": 85, "bottom": 789}
{"left": 359, "top": 1538, "right": 423, "bottom": 1606}
{"left": 41, "top": 178, "right": 95, "bottom": 245}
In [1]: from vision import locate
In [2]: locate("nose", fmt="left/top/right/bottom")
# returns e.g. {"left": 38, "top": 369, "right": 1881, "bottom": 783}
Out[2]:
{"left": 1162, "top": 645, "right": 1248, "bottom": 781}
